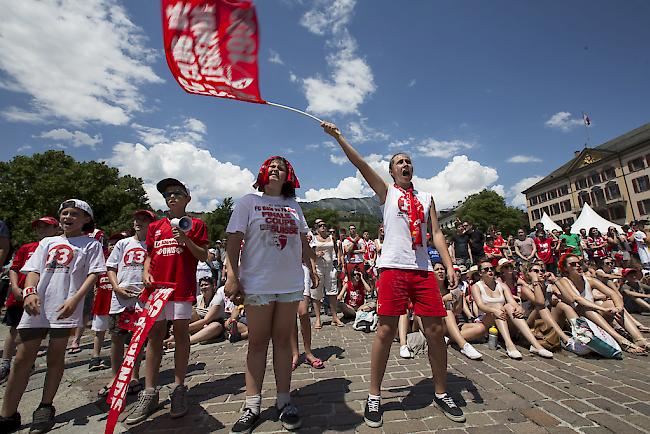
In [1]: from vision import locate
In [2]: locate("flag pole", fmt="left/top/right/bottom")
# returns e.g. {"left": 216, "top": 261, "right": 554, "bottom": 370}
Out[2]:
{"left": 266, "top": 101, "right": 324, "bottom": 123}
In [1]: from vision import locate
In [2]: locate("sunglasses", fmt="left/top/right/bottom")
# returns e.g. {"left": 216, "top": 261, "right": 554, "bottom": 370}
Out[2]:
{"left": 317, "top": 223, "right": 326, "bottom": 227}
{"left": 530, "top": 269, "right": 542, "bottom": 273}
{"left": 162, "top": 191, "right": 187, "bottom": 199}
{"left": 481, "top": 267, "right": 495, "bottom": 272}
{"left": 567, "top": 261, "right": 582, "bottom": 268}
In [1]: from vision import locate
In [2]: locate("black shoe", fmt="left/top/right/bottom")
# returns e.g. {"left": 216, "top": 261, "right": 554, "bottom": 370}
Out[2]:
{"left": 228, "top": 323, "right": 241, "bottom": 343}
{"left": 99, "top": 358, "right": 110, "bottom": 370}
{"left": 364, "top": 397, "right": 382, "bottom": 428}
{"left": 0, "top": 412, "right": 21, "bottom": 433}
{"left": 277, "top": 403, "right": 301, "bottom": 431}
{"left": 88, "top": 357, "right": 102, "bottom": 372}
{"left": 30, "top": 405, "right": 55, "bottom": 433}
{"left": 230, "top": 408, "right": 259, "bottom": 434}
{"left": 434, "top": 394, "right": 465, "bottom": 422}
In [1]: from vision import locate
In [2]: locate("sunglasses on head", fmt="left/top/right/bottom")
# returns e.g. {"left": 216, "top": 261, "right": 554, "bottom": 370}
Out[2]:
{"left": 162, "top": 191, "right": 187, "bottom": 199}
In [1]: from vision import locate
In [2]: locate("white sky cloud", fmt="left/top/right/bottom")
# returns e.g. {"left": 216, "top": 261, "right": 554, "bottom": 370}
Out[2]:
{"left": 507, "top": 155, "right": 542, "bottom": 163}
{"left": 132, "top": 117, "right": 208, "bottom": 145}
{"left": 38, "top": 128, "right": 102, "bottom": 148}
{"left": 268, "top": 49, "right": 285, "bottom": 65}
{"left": 416, "top": 138, "right": 475, "bottom": 158}
{"left": 508, "top": 176, "right": 544, "bottom": 208}
{"left": 0, "top": 0, "right": 162, "bottom": 125}
{"left": 301, "top": 154, "right": 500, "bottom": 209}
{"left": 329, "top": 154, "right": 348, "bottom": 165}
{"left": 408, "top": 79, "right": 416, "bottom": 88}
{"left": 387, "top": 139, "right": 412, "bottom": 149}
{"left": 298, "top": 1, "right": 375, "bottom": 115}
{"left": 185, "top": 118, "right": 207, "bottom": 134}
{"left": 107, "top": 141, "right": 256, "bottom": 211}
{"left": 545, "top": 111, "right": 583, "bottom": 132}
{"left": 347, "top": 118, "right": 389, "bottom": 143}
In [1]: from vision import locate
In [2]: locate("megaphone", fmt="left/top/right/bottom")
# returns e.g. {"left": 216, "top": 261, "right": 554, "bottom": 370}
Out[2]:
{"left": 170, "top": 216, "right": 193, "bottom": 232}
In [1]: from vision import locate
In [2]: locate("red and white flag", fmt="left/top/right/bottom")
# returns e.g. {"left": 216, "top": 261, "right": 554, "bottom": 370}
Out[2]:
{"left": 583, "top": 112, "right": 591, "bottom": 126}
{"left": 162, "top": 0, "right": 265, "bottom": 104}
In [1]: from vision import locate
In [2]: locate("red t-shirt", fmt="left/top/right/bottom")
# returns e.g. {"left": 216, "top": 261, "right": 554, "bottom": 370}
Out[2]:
{"left": 494, "top": 235, "right": 506, "bottom": 248}
{"left": 7, "top": 242, "right": 39, "bottom": 308}
{"left": 345, "top": 280, "right": 365, "bottom": 308}
{"left": 587, "top": 236, "right": 607, "bottom": 258}
{"left": 483, "top": 245, "right": 501, "bottom": 266}
{"left": 535, "top": 237, "right": 554, "bottom": 264}
{"left": 146, "top": 217, "right": 208, "bottom": 302}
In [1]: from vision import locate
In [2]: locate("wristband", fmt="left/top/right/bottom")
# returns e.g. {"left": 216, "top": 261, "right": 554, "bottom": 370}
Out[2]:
{"left": 23, "top": 286, "right": 37, "bottom": 298}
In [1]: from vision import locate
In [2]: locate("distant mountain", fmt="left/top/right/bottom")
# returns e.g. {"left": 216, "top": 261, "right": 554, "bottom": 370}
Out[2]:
{"left": 300, "top": 196, "right": 382, "bottom": 218}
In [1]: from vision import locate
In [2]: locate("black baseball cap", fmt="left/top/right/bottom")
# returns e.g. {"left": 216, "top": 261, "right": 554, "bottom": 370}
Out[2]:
{"left": 156, "top": 178, "right": 190, "bottom": 195}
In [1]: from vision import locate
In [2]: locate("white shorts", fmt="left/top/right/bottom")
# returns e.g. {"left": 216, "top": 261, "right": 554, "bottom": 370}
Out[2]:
{"left": 317, "top": 264, "right": 337, "bottom": 296}
{"left": 303, "top": 266, "right": 324, "bottom": 301}
{"left": 91, "top": 314, "right": 110, "bottom": 332}
{"left": 154, "top": 301, "right": 193, "bottom": 321}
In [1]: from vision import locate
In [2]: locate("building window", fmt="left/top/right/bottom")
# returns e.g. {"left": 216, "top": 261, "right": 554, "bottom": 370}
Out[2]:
{"left": 551, "top": 203, "right": 560, "bottom": 215}
{"left": 575, "top": 177, "right": 588, "bottom": 190}
{"left": 560, "top": 200, "right": 571, "bottom": 213}
{"left": 532, "top": 209, "right": 541, "bottom": 220}
{"left": 638, "top": 199, "right": 650, "bottom": 216}
{"left": 529, "top": 195, "right": 538, "bottom": 206}
{"left": 602, "top": 167, "right": 616, "bottom": 180}
{"left": 542, "top": 206, "right": 550, "bottom": 216}
{"left": 591, "top": 187, "right": 605, "bottom": 207}
{"left": 538, "top": 193, "right": 547, "bottom": 203}
{"left": 548, "top": 189, "right": 557, "bottom": 200}
{"left": 632, "top": 175, "right": 650, "bottom": 193}
{"left": 628, "top": 157, "right": 645, "bottom": 172}
{"left": 605, "top": 182, "right": 621, "bottom": 200}
{"left": 590, "top": 173, "right": 601, "bottom": 186}
{"left": 578, "top": 191, "right": 591, "bottom": 207}
{"left": 558, "top": 184, "right": 569, "bottom": 196}
{"left": 608, "top": 205, "right": 626, "bottom": 220}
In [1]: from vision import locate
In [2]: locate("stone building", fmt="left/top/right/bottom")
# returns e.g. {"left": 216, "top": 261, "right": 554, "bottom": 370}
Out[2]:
{"left": 523, "top": 123, "right": 650, "bottom": 228}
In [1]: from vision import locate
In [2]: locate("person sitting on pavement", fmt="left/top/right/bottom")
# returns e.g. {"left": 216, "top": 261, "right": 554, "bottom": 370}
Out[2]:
{"left": 554, "top": 254, "right": 647, "bottom": 354}
{"left": 471, "top": 259, "right": 554, "bottom": 360}
{"left": 433, "top": 262, "right": 483, "bottom": 360}
{"left": 337, "top": 269, "right": 374, "bottom": 319}
{"left": 620, "top": 268, "right": 650, "bottom": 315}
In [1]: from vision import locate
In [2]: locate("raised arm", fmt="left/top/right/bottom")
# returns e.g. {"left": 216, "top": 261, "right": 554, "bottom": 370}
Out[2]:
{"left": 322, "top": 122, "right": 388, "bottom": 203}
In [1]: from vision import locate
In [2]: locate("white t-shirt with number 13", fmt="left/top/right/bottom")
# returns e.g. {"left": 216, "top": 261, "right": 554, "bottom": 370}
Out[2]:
{"left": 19, "top": 235, "right": 106, "bottom": 329}
{"left": 226, "top": 194, "right": 308, "bottom": 294}
{"left": 106, "top": 236, "right": 147, "bottom": 314}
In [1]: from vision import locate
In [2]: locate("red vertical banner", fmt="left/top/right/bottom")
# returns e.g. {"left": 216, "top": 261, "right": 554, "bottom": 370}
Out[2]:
{"left": 162, "top": 0, "right": 265, "bottom": 103}
{"left": 104, "top": 283, "right": 176, "bottom": 434}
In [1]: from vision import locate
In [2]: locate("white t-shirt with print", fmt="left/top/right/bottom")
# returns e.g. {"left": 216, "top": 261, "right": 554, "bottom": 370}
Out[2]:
{"left": 226, "top": 193, "right": 308, "bottom": 294}
{"left": 376, "top": 184, "right": 433, "bottom": 271}
{"left": 19, "top": 235, "right": 106, "bottom": 329}
{"left": 343, "top": 237, "right": 366, "bottom": 264}
{"left": 211, "top": 286, "right": 236, "bottom": 319}
{"left": 105, "top": 237, "right": 147, "bottom": 314}
{"left": 195, "top": 290, "right": 224, "bottom": 319}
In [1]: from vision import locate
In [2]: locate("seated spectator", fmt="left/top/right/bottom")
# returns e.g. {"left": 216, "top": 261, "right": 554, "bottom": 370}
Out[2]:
{"left": 483, "top": 235, "right": 503, "bottom": 267}
{"left": 587, "top": 228, "right": 608, "bottom": 263}
{"left": 433, "top": 263, "right": 483, "bottom": 360}
{"left": 471, "top": 259, "right": 553, "bottom": 359}
{"left": 337, "top": 270, "right": 374, "bottom": 318}
{"left": 620, "top": 268, "right": 650, "bottom": 315}
{"left": 595, "top": 258, "right": 623, "bottom": 291}
{"left": 554, "top": 254, "right": 647, "bottom": 354}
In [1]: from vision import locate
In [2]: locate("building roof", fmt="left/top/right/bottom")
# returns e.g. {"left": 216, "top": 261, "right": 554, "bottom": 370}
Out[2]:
{"left": 523, "top": 123, "right": 650, "bottom": 194}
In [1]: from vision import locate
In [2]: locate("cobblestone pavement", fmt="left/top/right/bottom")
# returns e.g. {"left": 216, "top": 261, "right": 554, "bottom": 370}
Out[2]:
{"left": 2, "top": 314, "right": 649, "bottom": 433}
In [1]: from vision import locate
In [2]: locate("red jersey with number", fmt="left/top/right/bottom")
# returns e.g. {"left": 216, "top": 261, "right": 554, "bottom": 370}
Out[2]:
{"left": 7, "top": 242, "right": 39, "bottom": 308}
{"left": 146, "top": 217, "right": 208, "bottom": 302}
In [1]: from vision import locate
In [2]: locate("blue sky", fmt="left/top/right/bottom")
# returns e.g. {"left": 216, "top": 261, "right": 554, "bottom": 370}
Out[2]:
{"left": 1, "top": 0, "right": 649, "bottom": 212}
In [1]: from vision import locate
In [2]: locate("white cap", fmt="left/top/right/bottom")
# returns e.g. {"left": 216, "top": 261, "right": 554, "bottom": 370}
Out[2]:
{"left": 59, "top": 199, "right": 94, "bottom": 219}
{"left": 208, "top": 248, "right": 217, "bottom": 254}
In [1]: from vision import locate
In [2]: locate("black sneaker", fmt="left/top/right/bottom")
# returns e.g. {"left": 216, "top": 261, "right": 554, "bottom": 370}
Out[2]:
{"left": 434, "top": 394, "right": 465, "bottom": 422}
{"left": 277, "top": 403, "right": 301, "bottom": 431}
{"left": 99, "top": 358, "right": 110, "bottom": 370}
{"left": 30, "top": 405, "right": 55, "bottom": 433}
{"left": 88, "top": 357, "right": 102, "bottom": 372}
{"left": 0, "top": 412, "right": 21, "bottom": 433}
{"left": 364, "top": 397, "right": 382, "bottom": 428}
{"left": 230, "top": 408, "right": 259, "bottom": 434}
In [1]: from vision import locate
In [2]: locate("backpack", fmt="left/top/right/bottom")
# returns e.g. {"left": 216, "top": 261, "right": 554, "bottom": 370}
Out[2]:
{"left": 353, "top": 310, "right": 378, "bottom": 333}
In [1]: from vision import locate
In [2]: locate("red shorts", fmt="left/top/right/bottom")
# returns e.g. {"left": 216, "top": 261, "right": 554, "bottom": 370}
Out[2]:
{"left": 377, "top": 268, "right": 446, "bottom": 317}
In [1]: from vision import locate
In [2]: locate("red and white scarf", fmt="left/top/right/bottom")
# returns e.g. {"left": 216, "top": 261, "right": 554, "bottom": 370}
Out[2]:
{"left": 395, "top": 184, "right": 424, "bottom": 250}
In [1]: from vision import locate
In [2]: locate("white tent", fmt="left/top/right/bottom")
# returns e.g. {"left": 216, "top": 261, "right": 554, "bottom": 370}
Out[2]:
{"left": 570, "top": 203, "right": 623, "bottom": 235}
{"left": 539, "top": 212, "right": 562, "bottom": 233}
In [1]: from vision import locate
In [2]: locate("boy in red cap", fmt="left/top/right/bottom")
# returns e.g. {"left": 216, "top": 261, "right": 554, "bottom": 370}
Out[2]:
{"left": 126, "top": 179, "right": 208, "bottom": 424}
{"left": 1, "top": 217, "right": 60, "bottom": 385}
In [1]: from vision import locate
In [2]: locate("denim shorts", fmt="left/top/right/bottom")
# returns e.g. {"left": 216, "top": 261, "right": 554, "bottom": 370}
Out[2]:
{"left": 245, "top": 291, "right": 303, "bottom": 306}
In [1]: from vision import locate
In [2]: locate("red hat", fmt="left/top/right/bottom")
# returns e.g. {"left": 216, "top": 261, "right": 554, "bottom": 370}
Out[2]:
{"left": 253, "top": 156, "right": 300, "bottom": 191}
{"left": 622, "top": 268, "right": 639, "bottom": 278}
{"left": 133, "top": 210, "right": 157, "bottom": 221}
{"left": 31, "top": 216, "right": 59, "bottom": 228}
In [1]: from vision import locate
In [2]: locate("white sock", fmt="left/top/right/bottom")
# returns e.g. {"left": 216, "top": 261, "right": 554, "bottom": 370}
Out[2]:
{"left": 368, "top": 393, "right": 381, "bottom": 402}
{"left": 276, "top": 392, "right": 290, "bottom": 409}
{"left": 435, "top": 392, "right": 447, "bottom": 399}
{"left": 245, "top": 394, "right": 262, "bottom": 415}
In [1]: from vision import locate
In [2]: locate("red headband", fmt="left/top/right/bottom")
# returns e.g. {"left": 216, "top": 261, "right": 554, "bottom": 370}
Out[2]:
{"left": 253, "top": 156, "right": 300, "bottom": 191}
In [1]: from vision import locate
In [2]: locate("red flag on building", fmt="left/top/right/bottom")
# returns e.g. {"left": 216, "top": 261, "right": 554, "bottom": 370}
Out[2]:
{"left": 162, "top": 0, "right": 265, "bottom": 104}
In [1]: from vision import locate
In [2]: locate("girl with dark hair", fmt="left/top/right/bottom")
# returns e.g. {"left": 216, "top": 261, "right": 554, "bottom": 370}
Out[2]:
{"left": 225, "top": 156, "right": 318, "bottom": 433}
{"left": 554, "top": 254, "right": 647, "bottom": 354}
{"left": 587, "top": 227, "right": 607, "bottom": 262}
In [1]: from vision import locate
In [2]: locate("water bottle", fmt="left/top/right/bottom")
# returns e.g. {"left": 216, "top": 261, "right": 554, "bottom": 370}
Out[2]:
{"left": 488, "top": 326, "right": 499, "bottom": 350}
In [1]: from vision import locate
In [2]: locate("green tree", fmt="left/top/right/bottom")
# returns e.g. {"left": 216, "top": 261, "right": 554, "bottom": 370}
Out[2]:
{"left": 202, "top": 197, "right": 234, "bottom": 242}
{"left": 0, "top": 150, "right": 150, "bottom": 246}
{"left": 455, "top": 189, "right": 528, "bottom": 236}
{"left": 301, "top": 207, "right": 339, "bottom": 230}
